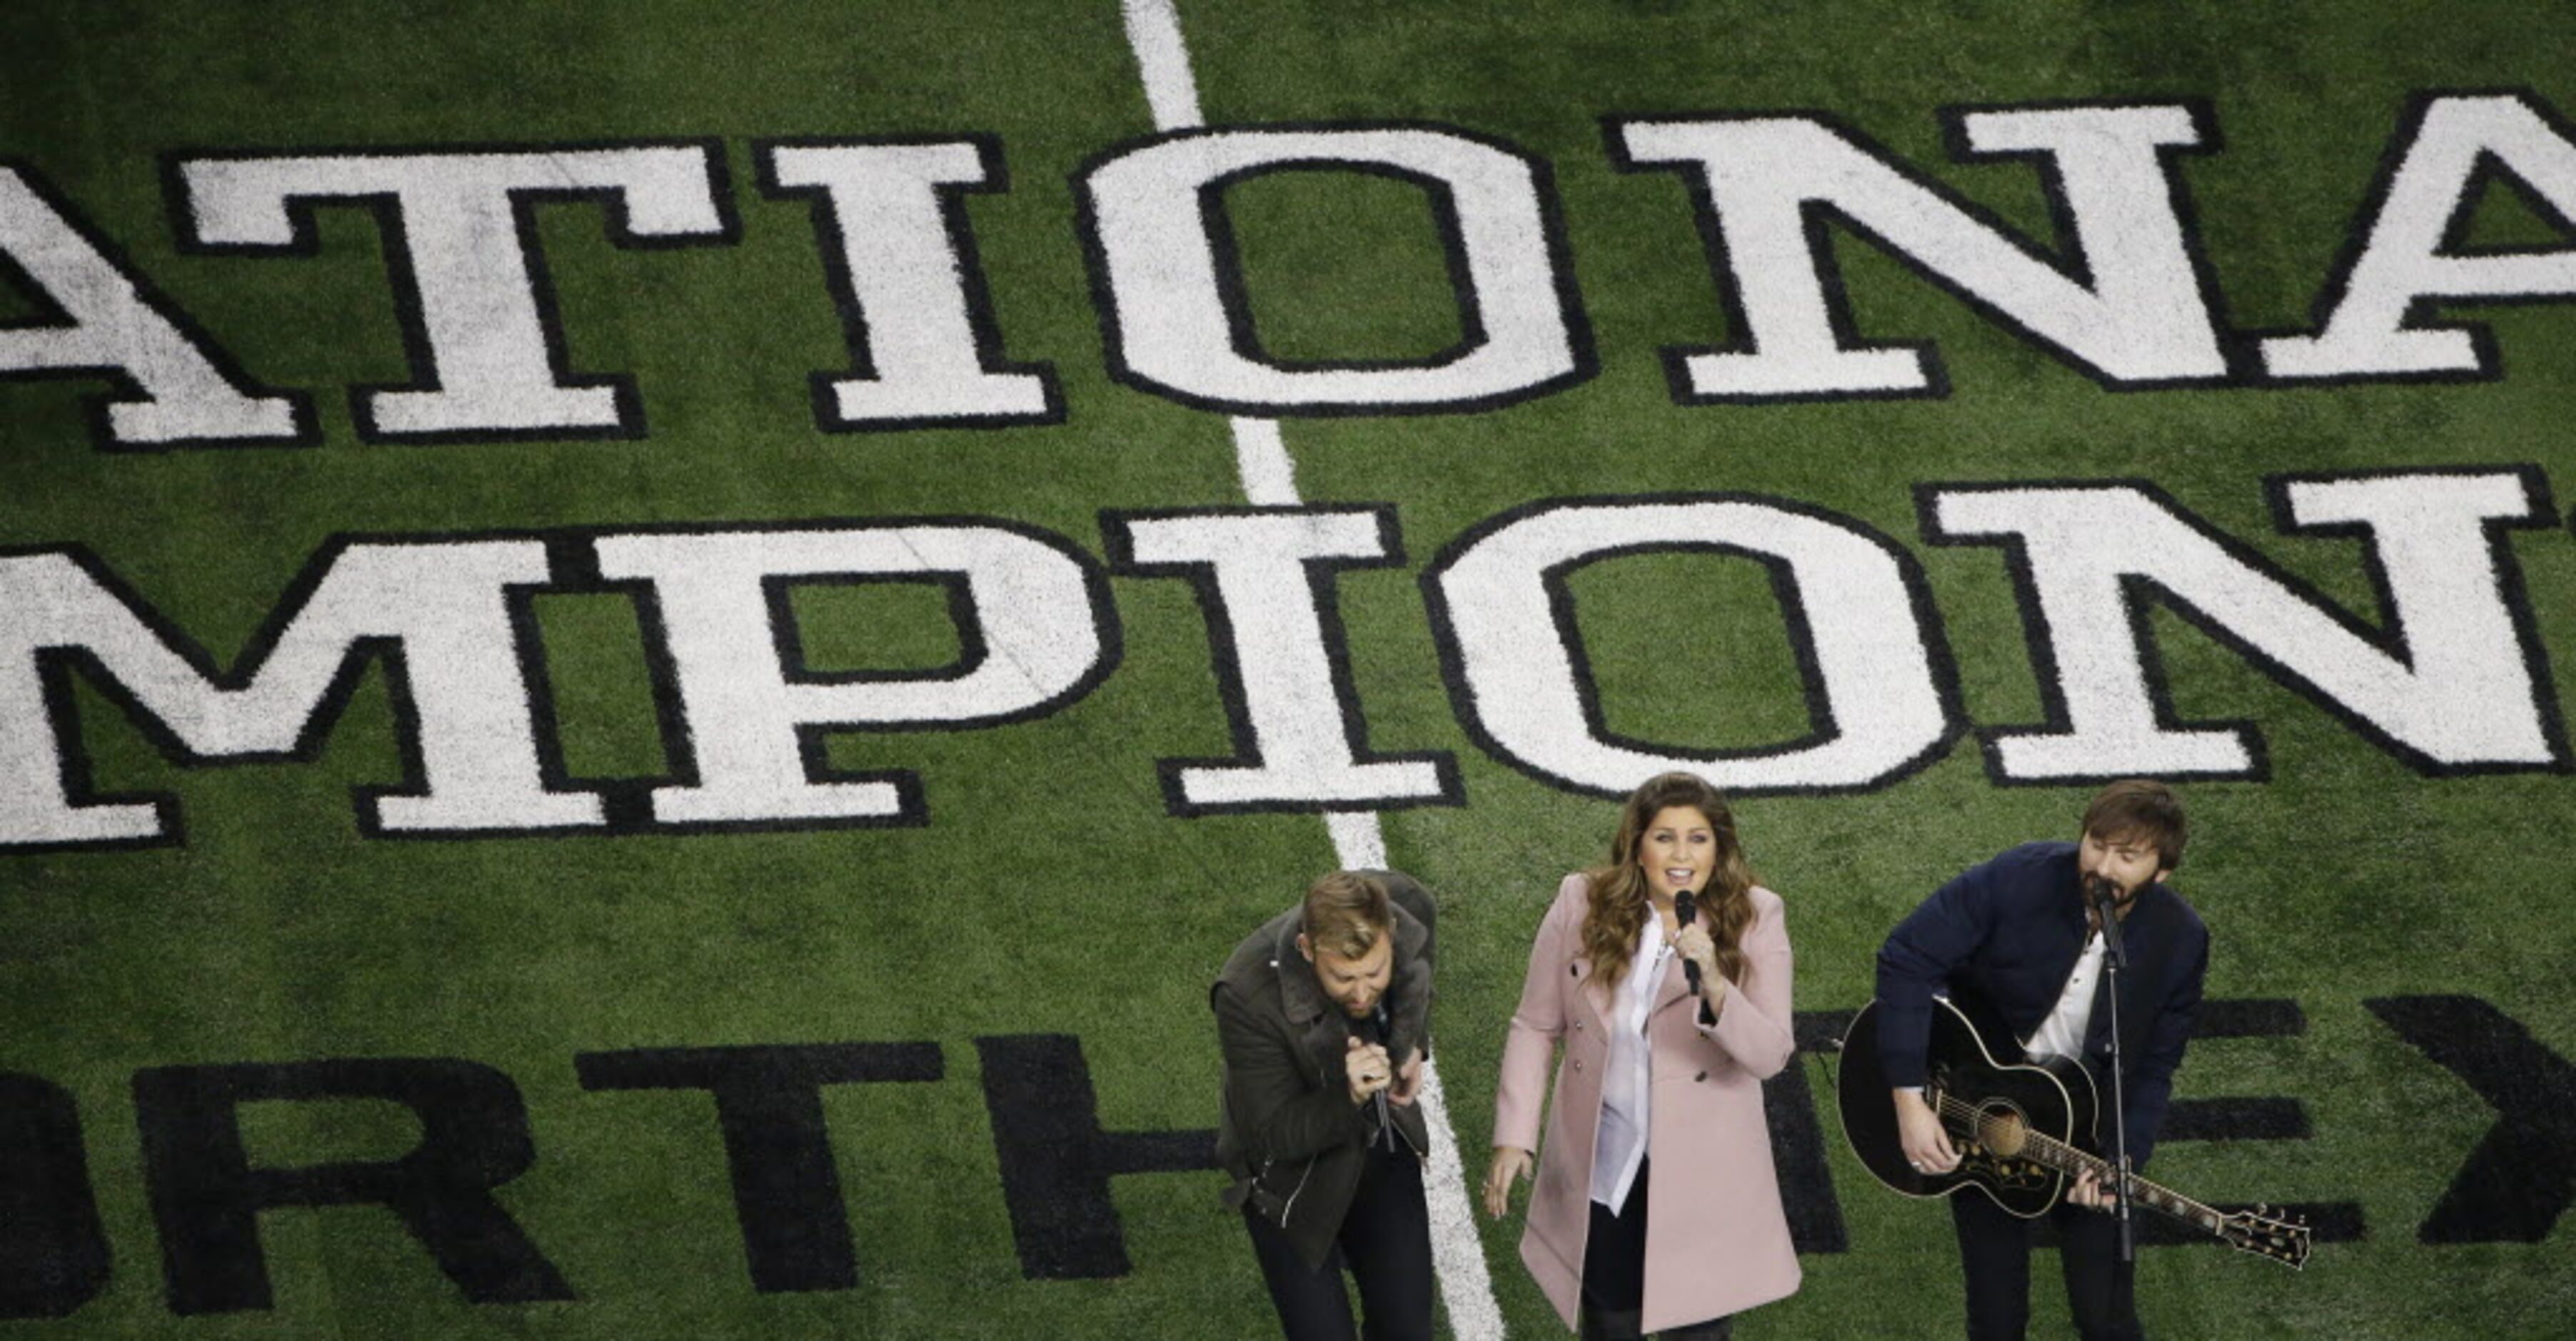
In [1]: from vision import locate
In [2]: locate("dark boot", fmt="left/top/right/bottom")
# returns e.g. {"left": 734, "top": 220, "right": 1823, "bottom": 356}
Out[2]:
{"left": 1657, "top": 1317, "right": 1733, "bottom": 1340}
{"left": 1579, "top": 1305, "right": 1644, "bottom": 1340}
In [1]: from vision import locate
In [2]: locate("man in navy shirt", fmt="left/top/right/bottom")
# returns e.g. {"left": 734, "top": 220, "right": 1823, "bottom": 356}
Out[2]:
{"left": 1876, "top": 780, "right": 2208, "bottom": 1340}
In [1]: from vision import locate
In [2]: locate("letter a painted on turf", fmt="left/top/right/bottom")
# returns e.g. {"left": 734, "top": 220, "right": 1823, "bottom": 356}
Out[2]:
{"left": 0, "top": 164, "right": 309, "bottom": 448}
{"left": 2264, "top": 93, "right": 2576, "bottom": 381}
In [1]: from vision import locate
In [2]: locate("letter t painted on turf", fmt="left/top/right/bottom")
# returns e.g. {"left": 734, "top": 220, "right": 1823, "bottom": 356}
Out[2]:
{"left": 176, "top": 144, "right": 734, "bottom": 441}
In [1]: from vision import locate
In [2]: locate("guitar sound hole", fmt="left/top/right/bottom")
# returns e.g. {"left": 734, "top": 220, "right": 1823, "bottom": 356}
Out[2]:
{"left": 1976, "top": 1103, "right": 2028, "bottom": 1157}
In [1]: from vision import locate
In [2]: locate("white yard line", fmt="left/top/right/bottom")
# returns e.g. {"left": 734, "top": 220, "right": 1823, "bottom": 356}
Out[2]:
{"left": 1115, "top": 4, "right": 1506, "bottom": 1335}
{"left": 1227, "top": 414, "right": 1301, "bottom": 508}
{"left": 1117, "top": 0, "right": 1206, "bottom": 131}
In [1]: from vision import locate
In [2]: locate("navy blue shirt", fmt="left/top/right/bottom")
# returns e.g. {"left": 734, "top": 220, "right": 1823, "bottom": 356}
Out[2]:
{"left": 1876, "top": 841, "right": 2208, "bottom": 1169}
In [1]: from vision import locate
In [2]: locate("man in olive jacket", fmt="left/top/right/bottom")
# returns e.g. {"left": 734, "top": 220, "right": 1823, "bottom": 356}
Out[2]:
{"left": 1214, "top": 869, "right": 1436, "bottom": 1341}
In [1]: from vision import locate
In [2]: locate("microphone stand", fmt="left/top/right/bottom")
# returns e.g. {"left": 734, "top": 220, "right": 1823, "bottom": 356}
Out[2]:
{"left": 2090, "top": 878, "right": 2135, "bottom": 1265}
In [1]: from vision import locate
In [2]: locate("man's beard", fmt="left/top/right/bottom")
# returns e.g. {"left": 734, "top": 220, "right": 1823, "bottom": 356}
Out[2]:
{"left": 2082, "top": 873, "right": 2138, "bottom": 910}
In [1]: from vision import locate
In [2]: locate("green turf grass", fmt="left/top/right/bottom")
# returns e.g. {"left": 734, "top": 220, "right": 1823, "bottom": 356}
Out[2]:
{"left": 4, "top": 1, "right": 2573, "bottom": 1336}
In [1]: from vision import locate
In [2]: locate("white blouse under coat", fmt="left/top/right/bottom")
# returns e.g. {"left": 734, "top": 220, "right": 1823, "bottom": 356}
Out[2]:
{"left": 1589, "top": 910, "right": 1674, "bottom": 1214}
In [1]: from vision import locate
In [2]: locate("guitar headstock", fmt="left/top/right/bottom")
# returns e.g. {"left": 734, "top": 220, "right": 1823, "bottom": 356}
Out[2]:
{"left": 2216, "top": 1203, "right": 2312, "bottom": 1270}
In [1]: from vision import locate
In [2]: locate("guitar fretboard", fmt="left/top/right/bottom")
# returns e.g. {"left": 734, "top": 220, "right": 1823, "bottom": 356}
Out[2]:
{"left": 1931, "top": 1091, "right": 2223, "bottom": 1232}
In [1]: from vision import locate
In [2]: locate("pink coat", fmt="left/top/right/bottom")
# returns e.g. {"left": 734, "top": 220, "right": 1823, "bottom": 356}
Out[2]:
{"left": 1493, "top": 873, "right": 1802, "bottom": 1332}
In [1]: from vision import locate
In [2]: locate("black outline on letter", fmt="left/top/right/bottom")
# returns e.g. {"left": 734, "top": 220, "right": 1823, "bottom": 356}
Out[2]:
{"left": 1073, "top": 121, "right": 1597, "bottom": 418}
{"left": 1101, "top": 504, "right": 1461, "bottom": 817}
{"left": 162, "top": 140, "right": 740, "bottom": 445}
{"left": 0, "top": 159, "right": 316, "bottom": 452}
{"left": 1418, "top": 491, "right": 1963, "bottom": 800}
{"left": 1603, "top": 100, "right": 2242, "bottom": 406}
{"left": 1918, "top": 464, "right": 2570, "bottom": 786}
{"left": 753, "top": 134, "right": 1063, "bottom": 432}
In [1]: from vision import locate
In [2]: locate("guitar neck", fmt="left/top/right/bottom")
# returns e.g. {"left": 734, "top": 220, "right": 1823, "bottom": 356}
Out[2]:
{"left": 1931, "top": 1093, "right": 2223, "bottom": 1234}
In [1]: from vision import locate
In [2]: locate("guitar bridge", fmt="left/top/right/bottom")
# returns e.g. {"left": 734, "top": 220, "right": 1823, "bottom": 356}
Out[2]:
{"left": 1957, "top": 1147, "right": 2051, "bottom": 1191}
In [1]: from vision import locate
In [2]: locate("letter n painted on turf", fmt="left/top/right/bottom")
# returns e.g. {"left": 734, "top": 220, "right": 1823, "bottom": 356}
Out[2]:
{"left": 1609, "top": 104, "right": 2226, "bottom": 400}
{"left": 1921, "top": 468, "right": 2567, "bottom": 782}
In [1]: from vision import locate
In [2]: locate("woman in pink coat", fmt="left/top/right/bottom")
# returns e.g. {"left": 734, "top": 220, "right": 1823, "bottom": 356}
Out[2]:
{"left": 1484, "top": 772, "right": 1801, "bottom": 1339}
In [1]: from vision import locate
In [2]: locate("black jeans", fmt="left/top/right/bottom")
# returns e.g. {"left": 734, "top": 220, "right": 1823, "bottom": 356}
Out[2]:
{"left": 1579, "top": 1160, "right": 1732, "bottom": 1340}
{"left": 1949, "top": 1190, "right": 2141, "bottom": 1340}
{"left": 1242, "top": 1145, "right": 1433, "bottom": 1341}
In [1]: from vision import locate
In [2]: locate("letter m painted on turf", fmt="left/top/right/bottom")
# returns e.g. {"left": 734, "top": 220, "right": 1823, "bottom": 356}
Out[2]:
{"left": 0, "top": 539, "right": 601, "bottom": 848}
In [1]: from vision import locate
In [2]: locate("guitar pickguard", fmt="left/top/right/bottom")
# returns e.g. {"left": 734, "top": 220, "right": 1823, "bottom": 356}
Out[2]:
{"left": 1956, "top": 1143, "right": 2053, "bottom": 1191}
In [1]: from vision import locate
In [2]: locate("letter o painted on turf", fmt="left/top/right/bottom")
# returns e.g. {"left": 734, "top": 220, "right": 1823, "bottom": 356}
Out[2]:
{"left": 1426, "top": 496, "right": 1951, "bottom": 794}
{"left": 1081, "top": 125, "right": 1587, "bottom": 413}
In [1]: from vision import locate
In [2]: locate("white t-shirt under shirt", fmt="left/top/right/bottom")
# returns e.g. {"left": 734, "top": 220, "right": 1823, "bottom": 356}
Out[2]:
{"left": 1591, "top": 913, "right": 1672, "bottom": 1215}
{"left": 2023, "top": 930, "right": 2106, "bottom": 1063}
{"left": 1901, "top": 927, "right": 2105, "bottom": 1102}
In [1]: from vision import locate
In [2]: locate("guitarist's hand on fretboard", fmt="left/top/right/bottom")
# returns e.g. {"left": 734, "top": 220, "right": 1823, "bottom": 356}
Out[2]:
{"left": 1837, "top": 999, "right": 2313, "bottom": 1268}
{"left": 2068, "top": 1167, "right": 2113, "bottom": 1210}
{"left": 1893, "top": 1088, "right": 1961, "bottom": 1175}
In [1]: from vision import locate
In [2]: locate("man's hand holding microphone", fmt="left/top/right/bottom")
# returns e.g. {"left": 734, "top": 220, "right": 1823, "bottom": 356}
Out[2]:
{"left": 1345, "top": 1035, "right": 1394, "bottom": 1106}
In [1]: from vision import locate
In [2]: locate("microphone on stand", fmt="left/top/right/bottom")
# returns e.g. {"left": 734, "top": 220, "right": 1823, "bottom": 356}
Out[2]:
{"left": 2084, "top": 870, "right": 2136, "bottom": 1251}
{"left": 2086, "top": 875, "right": 2129, "bottom": 970}
{"left": 1675, "top": 888, "right": 1703, "bottom": 995}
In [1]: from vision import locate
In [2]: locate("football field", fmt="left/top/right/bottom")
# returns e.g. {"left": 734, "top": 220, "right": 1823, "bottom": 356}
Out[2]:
{"left": 4, "top": 1, "right": 2572, "bottom": 1335}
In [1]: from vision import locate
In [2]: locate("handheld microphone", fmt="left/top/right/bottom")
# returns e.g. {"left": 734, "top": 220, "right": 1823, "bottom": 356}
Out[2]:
{"left": 1368, "top": 1003, "right": 1394, "bottom": 1146}
{"left": 1676, "top": 888, "right": 1703, "bottom": 995}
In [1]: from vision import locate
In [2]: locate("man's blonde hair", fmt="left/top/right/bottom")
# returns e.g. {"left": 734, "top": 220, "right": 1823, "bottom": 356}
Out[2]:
{"left": 1302, "top": 871, "right": 1393, "bottom": 959}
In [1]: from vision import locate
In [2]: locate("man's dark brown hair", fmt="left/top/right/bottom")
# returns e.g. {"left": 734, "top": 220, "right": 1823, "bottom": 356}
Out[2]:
{"left": 2081, "top": 779, "right": 2187, "bottom": 873}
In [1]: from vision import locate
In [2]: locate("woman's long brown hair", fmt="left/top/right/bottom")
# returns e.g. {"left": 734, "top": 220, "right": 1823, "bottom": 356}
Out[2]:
{"left": 1582, "top": 772, "right": 1759, "bottom": 991}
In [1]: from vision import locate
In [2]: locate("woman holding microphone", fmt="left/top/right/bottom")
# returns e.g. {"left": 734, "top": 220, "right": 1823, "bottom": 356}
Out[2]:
{"left": 1484, "top": 772, "right": 1801, "bottom": 1339}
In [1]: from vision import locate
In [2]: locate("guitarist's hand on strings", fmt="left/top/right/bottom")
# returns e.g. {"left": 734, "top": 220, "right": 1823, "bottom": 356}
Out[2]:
{"left": 1891, "top": 1088, "right": 1960, "bottom": 1175}
{"left": 2068, "top": 1168, "right": 2113, "bottom": 1211}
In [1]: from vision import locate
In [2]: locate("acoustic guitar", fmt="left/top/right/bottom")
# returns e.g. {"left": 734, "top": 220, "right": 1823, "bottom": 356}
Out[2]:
{"left": 1835, "top": 996, "right": 2310, "bottom": 1269}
